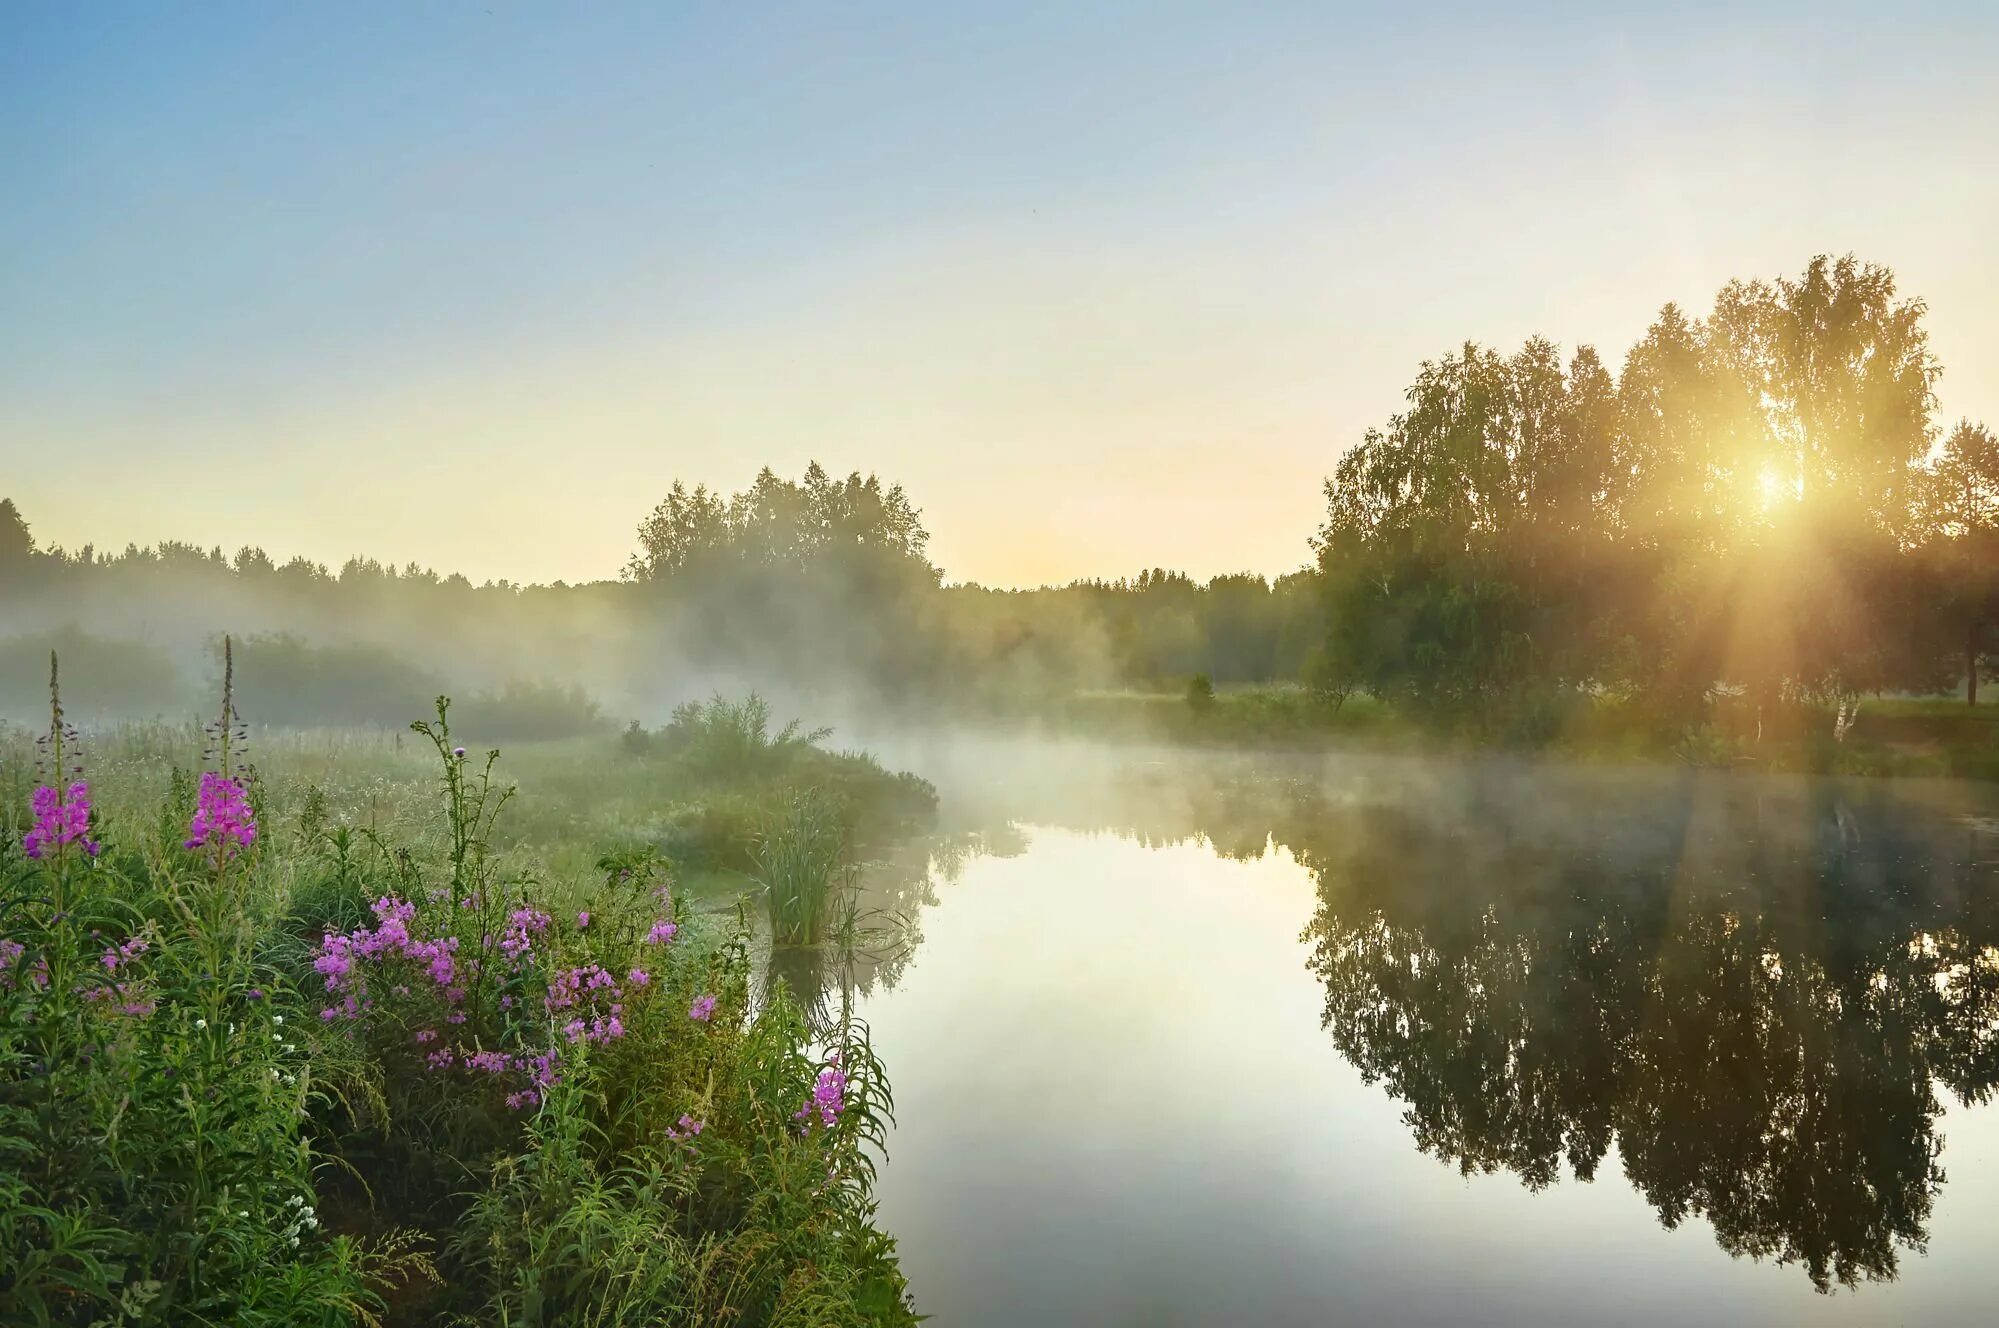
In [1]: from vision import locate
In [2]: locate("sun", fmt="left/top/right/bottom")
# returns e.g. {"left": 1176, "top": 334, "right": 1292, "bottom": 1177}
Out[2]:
{"left": 1755, "top": 465, "right": 1793, "bottom": 511}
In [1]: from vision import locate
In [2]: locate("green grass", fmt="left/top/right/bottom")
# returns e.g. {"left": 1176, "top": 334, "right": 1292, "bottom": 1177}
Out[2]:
{"left": 755, "top": 789, "right": 849, "bottom": 948}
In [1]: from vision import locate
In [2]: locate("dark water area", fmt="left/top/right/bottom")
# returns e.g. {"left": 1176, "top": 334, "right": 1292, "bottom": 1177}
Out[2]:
{"left": 842, "top": 744, "right": 1999, "bottom": 1326}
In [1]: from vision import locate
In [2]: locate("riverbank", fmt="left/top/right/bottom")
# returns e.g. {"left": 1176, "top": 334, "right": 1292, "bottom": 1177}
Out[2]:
{"left": 0, "top": 687, "right": 927, "bottom": 1327}
{"left": 1030, "top": 685, "right": 1999, "bottom": 781}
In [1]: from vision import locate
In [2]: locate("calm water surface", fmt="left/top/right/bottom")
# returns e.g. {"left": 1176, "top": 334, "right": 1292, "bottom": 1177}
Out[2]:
{"left": 847, "top": 744, "right": 1999, "bottom": 1326}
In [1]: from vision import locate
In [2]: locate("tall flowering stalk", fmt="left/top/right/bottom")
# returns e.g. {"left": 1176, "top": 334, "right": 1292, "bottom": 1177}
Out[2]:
{"left": 409, "top": 697, "right": 513, "bottom": 1016}
{"left": 23, "top": 651, "right": 100, "bottom": 869}
{"left": 186, "top": 636, "right": 258, "bottom": 872}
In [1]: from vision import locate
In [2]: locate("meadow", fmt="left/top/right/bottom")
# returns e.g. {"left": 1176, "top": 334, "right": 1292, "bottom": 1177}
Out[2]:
{"left": 0, "top": 655, "right": 932, "bottom": 1327}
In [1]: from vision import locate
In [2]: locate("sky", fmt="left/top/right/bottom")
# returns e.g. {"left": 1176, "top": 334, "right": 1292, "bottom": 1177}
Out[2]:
{"left": 3, "top": 1, "right": 1996, "bottom": 589}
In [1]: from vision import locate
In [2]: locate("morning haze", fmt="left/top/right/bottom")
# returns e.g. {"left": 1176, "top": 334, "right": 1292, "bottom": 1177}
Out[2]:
{"left": 4, "top": 6, "right": 1999, "bottom": 1328}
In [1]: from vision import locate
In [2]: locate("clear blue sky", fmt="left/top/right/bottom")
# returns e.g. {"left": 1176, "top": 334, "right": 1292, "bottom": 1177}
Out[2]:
{"left": 4, "top": 2, "right": 1995, "bottom": 585}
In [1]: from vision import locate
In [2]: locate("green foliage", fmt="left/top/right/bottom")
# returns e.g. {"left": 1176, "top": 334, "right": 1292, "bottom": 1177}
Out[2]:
{"left": 755, "top": 790, "right": 848, "bottom": 948}
{"left": 1314, "top": 255, "right": 1997, "bottom": 743}
{"left": 652, "top": 695, "right": 833, "bottom": 785}
{"left": 0, "top": 671, "right": 918, "bottom": 1327}
{"left": 1184, "top": 673, "right": 1215, "bottom": 712}
{"left": 0, "top": 629, "right": 190, "bottom": 720}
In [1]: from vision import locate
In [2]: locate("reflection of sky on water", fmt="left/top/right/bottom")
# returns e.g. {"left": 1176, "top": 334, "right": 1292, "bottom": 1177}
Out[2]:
{"left": 842, "top": 753, "right": 1999, "bottom": 1327}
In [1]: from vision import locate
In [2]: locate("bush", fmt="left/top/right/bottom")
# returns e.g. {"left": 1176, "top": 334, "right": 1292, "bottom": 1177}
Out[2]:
{"left": 652, "top": 695, "right": 832, "bottom": 784}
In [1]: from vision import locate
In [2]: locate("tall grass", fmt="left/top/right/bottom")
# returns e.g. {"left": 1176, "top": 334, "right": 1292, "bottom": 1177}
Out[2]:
{"left": 755, "top": 789, "right": 847, "bottom": 947}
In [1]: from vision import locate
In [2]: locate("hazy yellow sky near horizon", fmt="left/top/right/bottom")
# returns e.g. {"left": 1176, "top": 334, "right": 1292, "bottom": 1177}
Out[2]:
{"left": 4, "top": 4, "right": 1996, "bottom": 588}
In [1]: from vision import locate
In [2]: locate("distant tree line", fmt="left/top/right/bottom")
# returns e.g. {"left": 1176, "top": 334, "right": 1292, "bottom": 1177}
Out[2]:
{"left": 1, "top": 253, "right": 1992, "bottom": 732}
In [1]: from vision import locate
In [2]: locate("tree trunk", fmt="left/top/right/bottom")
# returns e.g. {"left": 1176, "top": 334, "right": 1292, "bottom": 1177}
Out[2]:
{"left": 1972, "top": 629, "right": 1981, "bottom": 707}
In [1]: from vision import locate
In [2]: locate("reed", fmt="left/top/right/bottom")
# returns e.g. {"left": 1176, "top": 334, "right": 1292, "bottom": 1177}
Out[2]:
{"left": 754, "top": 787, "right": 848, "bottom": 946}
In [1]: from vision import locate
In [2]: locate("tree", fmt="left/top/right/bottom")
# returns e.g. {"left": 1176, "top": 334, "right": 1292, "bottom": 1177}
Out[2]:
{"left": 1925, "top": 421, "right": 1999, "bottom": 704}
{"left": 1710, "top": 255, "right": 1939, "bottom": 535}
{"left": 0, "top": 497, "right": 34, "bottom": 566}
{"left": 1313, "top": 255, "right": 1963, "bottom": 737}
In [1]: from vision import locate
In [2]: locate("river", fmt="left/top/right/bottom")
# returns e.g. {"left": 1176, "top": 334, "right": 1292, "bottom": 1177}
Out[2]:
{"left": 843, "top": 740, "right": 1999, "bottom": 1326}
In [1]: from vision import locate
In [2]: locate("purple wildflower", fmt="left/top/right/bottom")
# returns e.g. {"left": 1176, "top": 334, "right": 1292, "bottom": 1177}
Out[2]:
{"left": 184, "top": 772, "right": 256, "bottom": 858}
{"left": 627, "top": 967, "right": 650, "bottom": 986}
{"left": 645, "top": 919, "right": 678, "bottom": 945}
{"left": 575, "top": 910, "right": 591, "bottom": 929}
{"left": 99, "top": 936, "right": 148, "bottom": 973}
{"left": 23, "top": 782, "right": 99, "bottom": 859}
{"left": 499, "top": 908, "right": 551, "bottom": 963}
{"left": 795, "top": 1053, "right": 848, "bottom": 1131}
{"left": 665, "top": 1112, "right": 705, "bottom": 1141}
{"left": 688, "top": 994, "right": 717, "bottom": 1023}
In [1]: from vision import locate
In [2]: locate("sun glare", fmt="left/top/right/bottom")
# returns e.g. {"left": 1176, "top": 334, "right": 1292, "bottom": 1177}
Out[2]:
{"left": 1756, "top": 465, "right": 1792, "bottom": 510}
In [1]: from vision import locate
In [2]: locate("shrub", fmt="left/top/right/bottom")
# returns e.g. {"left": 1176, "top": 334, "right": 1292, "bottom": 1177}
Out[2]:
{"left": 653, "top": 695, "right": 832, "bottom": 784}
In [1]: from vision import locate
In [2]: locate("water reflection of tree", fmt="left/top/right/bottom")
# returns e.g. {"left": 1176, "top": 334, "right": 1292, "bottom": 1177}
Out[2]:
{"left": 1293, "top": 781, "right": 1999, "bottom": 1291}
{"left": 861, "top": 749, "right": 1999, "bottom": 1289}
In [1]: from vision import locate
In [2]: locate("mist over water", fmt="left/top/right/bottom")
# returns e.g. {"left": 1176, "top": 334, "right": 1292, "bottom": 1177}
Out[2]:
{"left": 833, "top": 742, "right": 1999, "bottom": 1326}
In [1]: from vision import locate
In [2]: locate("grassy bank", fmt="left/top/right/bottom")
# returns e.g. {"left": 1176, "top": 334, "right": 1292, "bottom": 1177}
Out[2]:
{"left": 1043, "top": 684, "right": 1999, "bottom": 780}
{"left": 0, "top": 676, "right": 925, "bottom": 1326}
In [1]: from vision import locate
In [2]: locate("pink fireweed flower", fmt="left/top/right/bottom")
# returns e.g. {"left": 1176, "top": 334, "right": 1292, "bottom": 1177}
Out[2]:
{"left": 23, "top": 782, "right": 100, "bottom": 859}
{"left": 184, "top": 772, "right": 256, "bottom": 857}
{"left": 688, "top": 994, "right": 717, "bottom": 1023}
{"left": 414, "top": 1029, "right": 437, "bottom": 1044}
{"left": 626, "top": 967, "right": 650, "bottom": 986}
{"left": 499, "top": 908, "right": 551, "bottom": 963}
{"left": 795, "top": 1054, "right": 848, "bottom": 1131}
{"left": 575, "top": 910, "right": 590, "bottom": 929}
{"left": 645, "top": 919, "right": 678, "bottom": 945}
{"left": 99, "top": 936, "right": 148, "bottom": 973}
{"left": 665, "top": 1113, "right": 705, "bottom": 1141}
